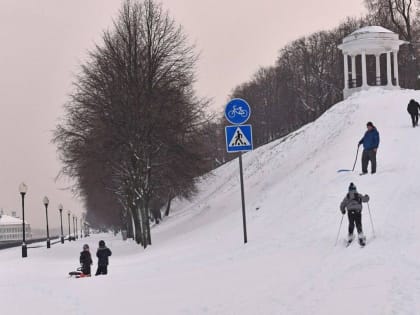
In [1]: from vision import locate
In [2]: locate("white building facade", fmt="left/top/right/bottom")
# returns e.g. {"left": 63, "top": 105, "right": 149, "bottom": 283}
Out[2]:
{"left": 338, "top": 26, "right": 408, "bottom": 99}
{"left": 0, "top": 214, "right": 31, "bottom": 241}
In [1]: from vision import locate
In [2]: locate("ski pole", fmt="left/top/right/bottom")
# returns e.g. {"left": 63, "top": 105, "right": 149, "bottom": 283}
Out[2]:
{"left": 367, "top": 202, "right": 376, "bottom": 238}
{"left": 335, "top": 213, "right": 344, "bottom": 246}
{"left": 352, "top": 145, "right": 360, "bottom": 172}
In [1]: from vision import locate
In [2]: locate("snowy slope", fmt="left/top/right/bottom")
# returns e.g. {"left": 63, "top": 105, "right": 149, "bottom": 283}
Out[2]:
{"left": 2, "top": 88, "right": 420, "bottom": 315}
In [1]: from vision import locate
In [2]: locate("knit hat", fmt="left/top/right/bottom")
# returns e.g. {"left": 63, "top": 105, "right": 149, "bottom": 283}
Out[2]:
{"left": 99, "top": 240, "right": 105, "bottom": 247}
{"left": 348, "top": 182, "right": 357, "bottom": 192}
{"left": 83, "top": 244, "right": 89, "bottom": 250}
{"left": 366, "top": 121, "right": 374, "bottom": 127}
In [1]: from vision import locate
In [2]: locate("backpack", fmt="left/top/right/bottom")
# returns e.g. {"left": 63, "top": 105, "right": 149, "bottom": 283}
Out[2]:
{"left": 346, "top": 193, "right": 362, "bottom": 204}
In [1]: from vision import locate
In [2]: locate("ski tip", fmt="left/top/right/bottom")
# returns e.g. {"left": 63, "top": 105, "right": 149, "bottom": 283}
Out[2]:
{"left": 337, "top": 169, "right": 352, "bottom": 173}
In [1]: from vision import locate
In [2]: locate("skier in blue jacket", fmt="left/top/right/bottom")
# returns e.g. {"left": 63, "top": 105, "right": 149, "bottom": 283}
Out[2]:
{"left": 358, "top": 121, "right": 380, "bottom": 174}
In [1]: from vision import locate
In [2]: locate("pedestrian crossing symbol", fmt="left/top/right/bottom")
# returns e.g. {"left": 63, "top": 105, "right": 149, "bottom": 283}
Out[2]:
{"left": 225, "top": 125, "right": 253, "bottom": 153}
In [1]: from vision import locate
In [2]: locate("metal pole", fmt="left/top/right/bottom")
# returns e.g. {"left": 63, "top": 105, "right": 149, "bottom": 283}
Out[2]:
{"left": 75, "top": 217, "right": 78, "bottom": 240}
{"left": 335, "top": 214, "right": 344, "bottom": 246}
{"left": 367, "top": 202, "right": 376, "bottom": 238}
{"left": 67, "top": 212, "right": 71, "bottom": 241}
{"left": 352, "top": 146, "right": 360, "bottom": 172}
{"left": 59, "top": 209, "right": 64, "bottom": 244}
{"left": 21, "top": 193, "right": 27, "bottom": 258}
{"left": 238, "top": 153, "right": 248, "bottom": 244}
{"left": 72, "top": 216, "right": 75, "bottom": 241}
{"left": 80, "top": 219, "right": 83, "bottom": 238}
{"left": 45, "top": 204, "right": 50, "bottom": 248}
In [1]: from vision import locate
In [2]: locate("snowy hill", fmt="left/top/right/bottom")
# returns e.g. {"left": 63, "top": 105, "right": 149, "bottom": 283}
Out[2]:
{"left": 2, "top": 88, "right": 420, "bottom": 315}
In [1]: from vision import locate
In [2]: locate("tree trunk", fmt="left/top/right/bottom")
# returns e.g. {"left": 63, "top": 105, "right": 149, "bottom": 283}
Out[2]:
{"left": 164, "top": 194, "right": 173, "bottom": 216}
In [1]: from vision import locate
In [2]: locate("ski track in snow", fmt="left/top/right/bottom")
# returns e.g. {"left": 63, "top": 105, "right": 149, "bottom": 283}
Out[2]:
{"left": 2, "top": 88, "right": 420, "bottom": 314}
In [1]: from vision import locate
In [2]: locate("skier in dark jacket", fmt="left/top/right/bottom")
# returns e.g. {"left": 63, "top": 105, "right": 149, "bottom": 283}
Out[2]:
{"left": 340, "top": 183, "right": 370, "bottom": 246}
{"left": 80, "top": 244, "right": 93, "bottom": 276}
{"left": 407, "top": 99, "right": 420, "bottom": 127}
{"left": 95, "top": 240, "right": 112, "bottom": 276}
{"left": 358, "top": 121, "right": 380, "bottom": 174}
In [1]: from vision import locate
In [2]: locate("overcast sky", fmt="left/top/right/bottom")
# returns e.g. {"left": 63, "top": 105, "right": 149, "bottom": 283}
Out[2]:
{"left": 0, "top": 0, "right": 365, "bottom": 229}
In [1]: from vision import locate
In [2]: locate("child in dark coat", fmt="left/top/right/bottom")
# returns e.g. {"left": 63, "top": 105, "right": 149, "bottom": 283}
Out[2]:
{"left": 95, "top": 240, "right": 112, "bottom": 276}
{"left": 79, "top": 244, "right": 93, "bottom": 276}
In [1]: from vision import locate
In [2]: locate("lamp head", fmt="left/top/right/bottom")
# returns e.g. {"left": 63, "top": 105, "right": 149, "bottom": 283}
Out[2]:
{"left": 19, "top": 182, "right": 28, "bottom": 195}
{"left": 43, "top": 196, "right": 49, "bottom": 206}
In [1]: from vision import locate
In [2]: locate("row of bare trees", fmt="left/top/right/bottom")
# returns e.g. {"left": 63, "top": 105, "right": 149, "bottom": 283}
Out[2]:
{"left": 54, "top": 0, "right": 212, "bottom": 247}
{"left": 209, "top": 0, "right": 420, "bottom": 165}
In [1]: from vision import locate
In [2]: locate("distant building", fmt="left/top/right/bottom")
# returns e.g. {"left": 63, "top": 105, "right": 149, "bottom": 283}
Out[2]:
{"left": 0, "top": 213, "right": 32, "bottom": 241}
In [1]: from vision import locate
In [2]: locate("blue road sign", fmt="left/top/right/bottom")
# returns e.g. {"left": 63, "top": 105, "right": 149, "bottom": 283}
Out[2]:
{"left": 225, "top": 98, "right": 251, "bottom": 125}
{"left": 225, "top": 125, "right": 253, "bottom": 153}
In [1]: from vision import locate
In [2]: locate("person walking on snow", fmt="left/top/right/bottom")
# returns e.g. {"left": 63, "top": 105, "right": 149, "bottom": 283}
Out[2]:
{"left": 79, "top": 244, "right": 93, "bottom": 276}
{"left": 407, "top": 99, "right": 420, "bottom": 128}
{"left": 340, "top": 183, "right": 370, "bottom": 246}
{"left": 95, "top": 240, "right": 112, "bottom": 276}
{"left": 358, "top": 121, "right": 380, "bottom": 174}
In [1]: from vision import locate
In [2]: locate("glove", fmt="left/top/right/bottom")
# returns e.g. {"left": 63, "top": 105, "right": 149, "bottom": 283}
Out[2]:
{"left": 341, "top": 209, "right": 345, "bottom": 215}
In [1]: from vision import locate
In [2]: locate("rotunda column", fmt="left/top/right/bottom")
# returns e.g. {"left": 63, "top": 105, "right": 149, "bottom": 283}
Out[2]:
{"left": 351, "top": 55, "right": 356, "bottom": 88}
{"left": 375, "top": 54, "right": 381, "bottom": 86}
{"left": 386, "top": 51, "right": 392, "bottom": 86}
{"left": 361, "top": 51, "right": 368, "bottom": 87}
{"left": 343, "top": 54, "right": 349, "bottom": 90}
{"left": 393, "top": 50, "right": 399, "bottom": 86}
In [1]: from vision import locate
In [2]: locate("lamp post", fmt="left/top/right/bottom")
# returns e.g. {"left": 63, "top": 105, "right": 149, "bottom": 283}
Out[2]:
{"left": 67, "top": 211, "right": 71, "bottom": 241}
{"left": 80, "top": 218, "right": 83, "bottom": 238}
{"left": 58, "top": 204, "right": 64, "bottom": 244}
{"left": 43, "top": 196, "right": 50, "bottom": 248}
{"left": 72, "top": 215, "right": 76, "bottom": 241}
{"left": 75, "top": 217, "right": 78, "bottom": 240}
{"left": 19, "top": 182, "right": 28, "bottom": 258}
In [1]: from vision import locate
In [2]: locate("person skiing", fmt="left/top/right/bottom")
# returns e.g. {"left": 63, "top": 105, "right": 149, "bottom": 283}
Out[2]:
{"left": 95, "top": 240, "right": 112, "bottom": 276}
{"left": 407, "top": 99, "right": 420, "bottom": 128}
{"left": 340, "top": 183, "right": 370, "bottom": 246}
{"left": 358, "top": 121, "right": 380, "bottom": 175}
{"left": 79, "top": 244, "right": 93, "bottom": 276}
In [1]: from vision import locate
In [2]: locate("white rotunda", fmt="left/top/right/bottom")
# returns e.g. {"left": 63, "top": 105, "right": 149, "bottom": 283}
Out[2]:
{"left": 338, "top": 26, "right": 408, "bottom": 99}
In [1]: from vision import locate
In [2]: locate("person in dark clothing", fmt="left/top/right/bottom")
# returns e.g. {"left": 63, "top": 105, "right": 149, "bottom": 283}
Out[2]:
{"left": 95, "top": 240, "right": 112, "bottom": 276}
{"left": 79, "top": 244, "right": 93, "bottom": 276}
{"left": 340, "top": 183, "right": 370, "bottom": 246}
{"left": 407, "top": 99, "right": 420, "bottom": 127}
{"left": 358, "top": 121, "right": 380, "bottom": 174}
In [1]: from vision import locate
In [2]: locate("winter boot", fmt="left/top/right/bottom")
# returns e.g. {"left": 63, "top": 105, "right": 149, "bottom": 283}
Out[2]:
{"left": 358, "top": 232, "right": 366, "bottom": 246}
{"left": 346, "top": 233, "right": 355, "bottom": 246}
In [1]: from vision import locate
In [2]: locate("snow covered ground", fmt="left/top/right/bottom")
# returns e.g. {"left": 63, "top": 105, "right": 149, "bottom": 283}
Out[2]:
{"left": 2, "top": 88, "right": 420, "bottom": 314}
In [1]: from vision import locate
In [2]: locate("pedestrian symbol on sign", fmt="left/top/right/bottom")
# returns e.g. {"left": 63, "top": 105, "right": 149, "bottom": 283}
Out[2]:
{"left": 229, "top": 127, "right": 251, "bottom": 147}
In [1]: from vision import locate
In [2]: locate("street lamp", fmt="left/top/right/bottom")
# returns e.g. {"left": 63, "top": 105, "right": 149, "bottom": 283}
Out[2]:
{"left": 72, "top": 215, "right": 76, "bottom": 241}
{"left": 80, "top": 218, "right": 83, "bottom": 238}
{"left": 58, "top": 204, "right": 64, "bottom": 244}
{"left": 43, "top": 196, "right": 50, "bottom": 249}
{"left": 67, "top": 211, "right": 71, "bottom": 241}
{"left": 75, "top": 217, "right": 78, "bottom": 240}
{"left": 19, "top": 182, "right": 28, "bottom": 258}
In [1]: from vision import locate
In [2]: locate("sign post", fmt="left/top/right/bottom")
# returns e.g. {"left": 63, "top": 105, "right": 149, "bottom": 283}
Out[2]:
{"left": 224, "top": 98, "right": 252, "bottom": 244}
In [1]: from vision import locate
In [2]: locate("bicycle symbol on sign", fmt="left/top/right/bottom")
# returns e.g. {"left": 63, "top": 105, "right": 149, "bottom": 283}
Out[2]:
{"left": 227, "top": 105, "right": 248, "bottom": 119}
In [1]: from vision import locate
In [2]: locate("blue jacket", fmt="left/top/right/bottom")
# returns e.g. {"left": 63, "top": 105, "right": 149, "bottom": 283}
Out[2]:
{"left": 359, "top": 128, "right": 380, "bottom": 150}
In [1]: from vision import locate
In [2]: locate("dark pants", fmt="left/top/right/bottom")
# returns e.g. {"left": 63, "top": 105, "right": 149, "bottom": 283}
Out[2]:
{"left": 95, "top": 265, "right": 108, "bottom": 275}
{"left": 362, "top": 149, "right": 376, "bottom": 174}
{"left": 81, "top": 265, "right": 91, "bottom": 276}
{"left": 347, "top": 210, "right": 363, "bottom": 235}
{"left": 410, "top": 113, "right": 418, "bottom": 127}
